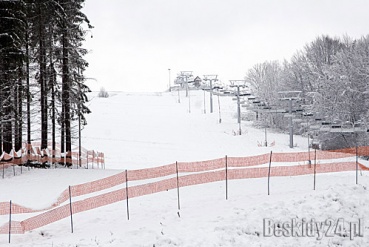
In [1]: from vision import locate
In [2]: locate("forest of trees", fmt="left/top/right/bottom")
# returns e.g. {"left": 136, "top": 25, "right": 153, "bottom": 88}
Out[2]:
{"left": 0, "top": 0, "right": 92, "bottom": 161}
{"left": 245, "top": 35, "right": 369, "bottom": 149}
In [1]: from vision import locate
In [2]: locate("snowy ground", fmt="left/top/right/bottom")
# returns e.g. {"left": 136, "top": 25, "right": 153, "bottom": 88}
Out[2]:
{"left": 0, "top": 90, "right": 368, "bottom": 246}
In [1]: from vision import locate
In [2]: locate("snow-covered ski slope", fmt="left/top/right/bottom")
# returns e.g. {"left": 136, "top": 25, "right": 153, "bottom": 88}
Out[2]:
{"left": 0, "top": 90, "right": 368, "bottom": 246}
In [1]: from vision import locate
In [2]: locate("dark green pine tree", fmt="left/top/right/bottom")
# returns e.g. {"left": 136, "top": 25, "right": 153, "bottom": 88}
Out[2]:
{"left": 55, "top": 0, "right": 92, "bottom": 159}
{"left": 0, "top": 0, "right": 26, "bottom": 154}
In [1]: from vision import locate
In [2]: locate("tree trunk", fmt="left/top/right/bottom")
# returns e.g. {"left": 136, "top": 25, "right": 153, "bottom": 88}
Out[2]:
{"left": 26, "top": 29, "right": 31, "bottom": 149}
{"left": 62, "top": 31, "right": 72, "bottom": 164}
{"left": 0, "top": 86, "right": 3, "bottom": 154}
{"left": 51, "top": 64, "right": 56, "bottom": 153}
{"left": 3, "top": 68, "right": 13, "bottom": 153}
{"left": 14, "top": 69, "right": 23, "bottom": 151}
{"left": 39, "top": 5, "right": 48, "bottom": 150}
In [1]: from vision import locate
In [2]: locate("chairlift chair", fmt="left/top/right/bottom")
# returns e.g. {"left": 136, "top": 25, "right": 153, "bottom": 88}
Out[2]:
{"left": 330, "top": 120, "right": 342, "bottom": 133}
{"left": 354, "top": 121, "right": 366, "bottom": 132}
{"left": 310, "top": 124, "right": 321, "bottom": 130}
{"left": 341, "top": 121, "right": 354, "bottom": 133}
{"left": 303, "top": 112, "right": 314, "bottom": 117}
{"left": 320, "top": 121, "right": 331, "bottom": 132}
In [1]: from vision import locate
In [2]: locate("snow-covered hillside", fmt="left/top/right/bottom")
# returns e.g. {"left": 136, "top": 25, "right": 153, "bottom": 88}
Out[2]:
{"left": 0, "top": 90, "right": 368, "bottom": 247}
{"left": 82, "top": 90, "right": 309, "bottom": 169}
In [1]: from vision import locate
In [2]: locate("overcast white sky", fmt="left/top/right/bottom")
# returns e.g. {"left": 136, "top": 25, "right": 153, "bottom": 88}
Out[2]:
{"left": 82, "top": 0, "right": 369, "bottom": 92}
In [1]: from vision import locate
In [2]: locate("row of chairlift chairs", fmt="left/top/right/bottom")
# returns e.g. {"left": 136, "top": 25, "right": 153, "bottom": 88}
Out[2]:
{"left": 205, "top": 85, "right": 369, "bottom": 134}
{"left": 305, "top": 118, "right": 368, "bottom": 134}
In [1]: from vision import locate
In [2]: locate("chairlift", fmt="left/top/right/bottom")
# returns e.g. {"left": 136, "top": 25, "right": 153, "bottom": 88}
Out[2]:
{"left": 310, "top": 125, "right": 321, "bottom": 130}
{"left": 292, "top": 118, "right": 303, "bottom": 123}
{"left": 341, "top": 121, "right": 354, "bottom": 133}
{"left": 213, "top": 91, "right": 223, "bottom": 96}
{"left": 354, "top": 121, "right": 366, "bottom": 132}
{"left": 303, "top": 112, "right": 314, "bottom": 117}
{"left": 330, "top": 120, "right": 342, "bottom": 133}
{"left": 320, "top": 121, "right": 331, "bottom": 131}
{"left": 278, "top": 91, "right": 302, "bottom": 100}
{"left": 278, "top": 109, "right": 288, "bottom": 113}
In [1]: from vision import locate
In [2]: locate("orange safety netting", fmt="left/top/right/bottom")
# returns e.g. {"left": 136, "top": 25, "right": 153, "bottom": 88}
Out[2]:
{"left": 0, "top": 147, "right": 368, "bottom": 235}
{"left": 0, "top": 143, "right": 105, "bottom": 168}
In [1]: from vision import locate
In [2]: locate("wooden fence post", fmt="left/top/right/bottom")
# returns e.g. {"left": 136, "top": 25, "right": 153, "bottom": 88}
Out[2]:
{"left": 356, "top": 144, "right": 358, "bottom": 185}
{"left": 225, "top": 155, "right": 228, "bottom": 200}
{"left": 176, "top": 162, "right": 180, "bottom": 210}
{"left": 268, "top": 151, "right": 272, "bottom": 195}
{"left": 8, "top": 200, "right": 12, "bottom": 243}
{"left": 125, "top": 170, "right": 130, "bottom": 220}
{"left": 69, "top": 186, "right": 74, "bottom": 233}
{"left": 313, "top": 148, "right": 317, "bottom": 190}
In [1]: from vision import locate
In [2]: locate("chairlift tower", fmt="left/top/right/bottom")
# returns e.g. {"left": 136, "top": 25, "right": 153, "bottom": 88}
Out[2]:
{"left": 168, "top": 68, "right": 171, "bottom": 92}
{"left": 230, "top": 80, "right": 247, "bottom": 135}
{"left": 278, "top": 91, "right": 302, "bottom": 148}
{"left": 180, "top": 71, "right": 193, "bottom": 98}
{"left": 203, "top": 75, "right": 218, "bottom": 113}
{"left": 318, "top": 119, "right": 367, "bottom": 184}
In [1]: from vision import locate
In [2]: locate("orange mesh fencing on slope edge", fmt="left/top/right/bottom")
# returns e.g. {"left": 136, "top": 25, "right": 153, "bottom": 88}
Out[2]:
{"left": 179, "top": 170, "right": 225, "bottom": 187}
{"left": 1, "top": 148, "right": 369, "bottom": 235}
{"left": 127, "top": 163, "right": 176, "bottom": 181}
{"left": 0, "top": 147, "right": 368, "bottom": 216}
{"left": 178, "top": 158, "right": 225, "bottom": 172}
{"left": 0, "top": 162, "right": 367, "bottom": 235}
{"left": 227, "top": 162, "right": 367, "bottom": 180}
{"left": 0, "top": 171, "right": 127, "bottom": 216}
{"left": 70, "top": 171, "right": 126, "bottom": 198}
{"left": 128, "top": 177, "right": 177, "bottom": 198}
{"left": 227, "top": 154, "right": 270, "bottom": 168}
{"left": 0, "top": 143, "right": 105, "bottom": 169}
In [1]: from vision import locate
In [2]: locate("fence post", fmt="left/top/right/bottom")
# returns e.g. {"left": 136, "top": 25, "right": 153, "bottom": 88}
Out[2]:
{"left": 225, "top": 155, "right": 228, "bottom": 200}
{"left": 356, "top": 144, "right": 359, "bottom": 184}
{"left": 69, "top": 186, "right": 74, "bottom": 233}
{"left": 268, "top": 151, "right": 272, "bottom": 195}
{"left": 313, "top": 148, "right": 317, "bottom": 190}
{"left": 8, "top": 200, "right": 11, "bottom": 243}
{"left": 86, "top": 152, "right": 89, "bottom": 169}
{"left": 125, "top": 170, "right": 130, "bottom": 220}
{"left": 176, "top": 162, "right": 180, "bottom": 210}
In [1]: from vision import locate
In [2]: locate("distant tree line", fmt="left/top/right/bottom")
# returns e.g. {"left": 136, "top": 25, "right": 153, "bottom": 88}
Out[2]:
{"left": 0, "top": 0, "right": 92, "bottom": 157}
{"left": 245, "top": 35, "right": 369, "bottom": 149}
